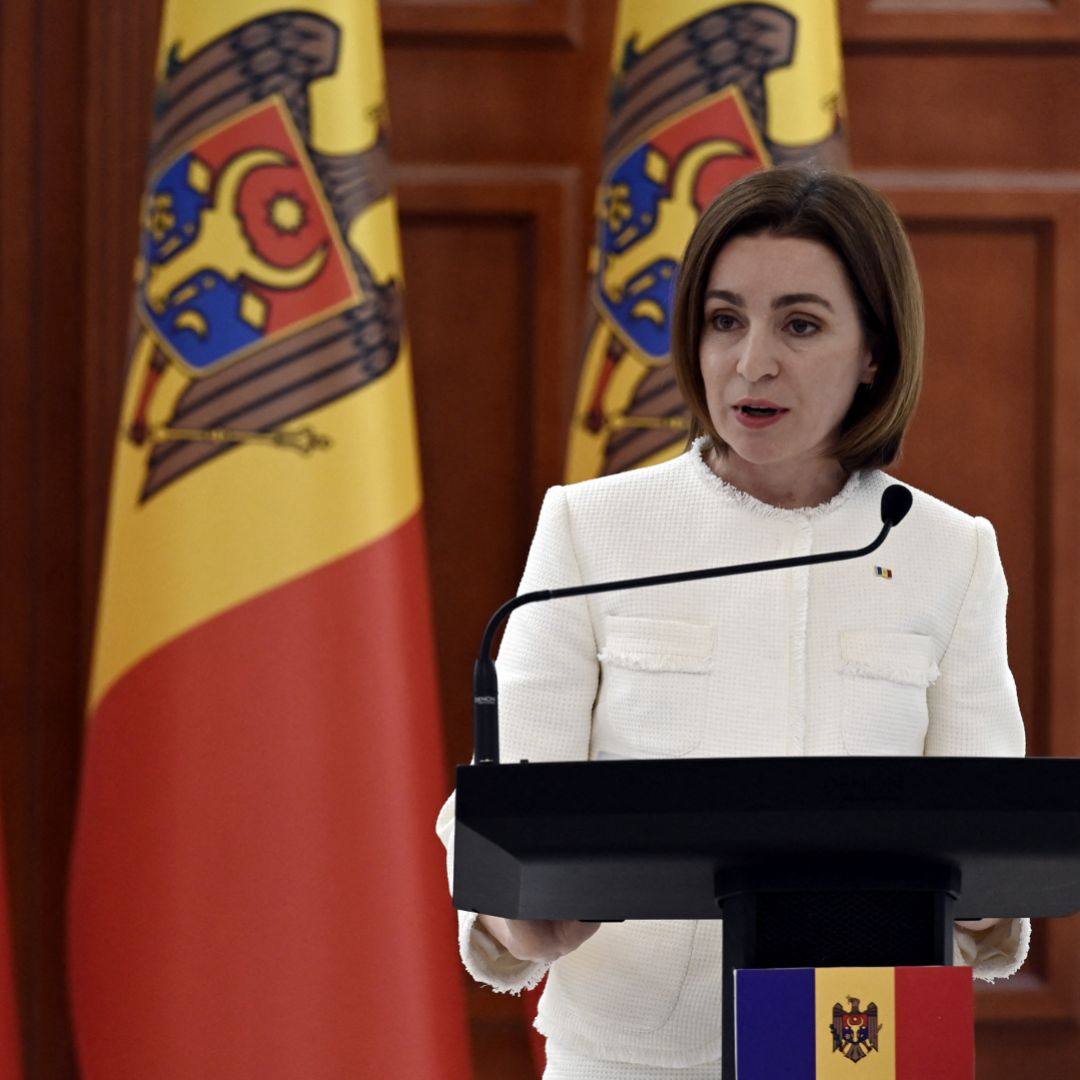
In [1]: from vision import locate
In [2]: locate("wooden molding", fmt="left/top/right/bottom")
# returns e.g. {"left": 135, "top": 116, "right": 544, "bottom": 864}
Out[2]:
{"left": 841, "top": 0, "right": 1080, "bottom": 44}
{"left": 382, "top": 0, "right": 583, "bottom": 47}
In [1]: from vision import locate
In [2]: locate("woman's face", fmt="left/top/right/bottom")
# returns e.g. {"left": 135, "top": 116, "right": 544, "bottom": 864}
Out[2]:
{"left": 699, "top": 232, "right": 876, "bottom": 479}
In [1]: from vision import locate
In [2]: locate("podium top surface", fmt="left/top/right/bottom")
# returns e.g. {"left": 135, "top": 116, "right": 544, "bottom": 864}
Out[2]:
{"left": 454, "top": 756, "right": 1080, "bottom": 920}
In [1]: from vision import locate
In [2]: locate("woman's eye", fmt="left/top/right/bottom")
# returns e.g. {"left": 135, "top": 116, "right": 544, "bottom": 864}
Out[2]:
{"left": 709, "top": 312, "right": 739, "bottom": 331}
{"left": 787, "top": 317, "right": 820, "bottom": 336}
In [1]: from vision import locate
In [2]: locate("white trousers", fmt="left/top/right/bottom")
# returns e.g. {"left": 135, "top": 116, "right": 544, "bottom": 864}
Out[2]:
{"left": 543, "top": 1044, "right": 723, "bottom": 1079}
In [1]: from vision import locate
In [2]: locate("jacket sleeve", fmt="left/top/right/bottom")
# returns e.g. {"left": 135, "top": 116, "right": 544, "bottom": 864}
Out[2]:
{"left": 926, "top": 516, "right": 1024, "bottom": 758}
{"left": 436, "top": 486, "right": 600, "bottom": 992}
{"left": 927, "top": 515, "right": 1029, "bottom": 980}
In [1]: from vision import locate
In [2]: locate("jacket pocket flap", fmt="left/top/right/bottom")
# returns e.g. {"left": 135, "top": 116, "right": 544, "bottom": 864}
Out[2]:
{"left": 599, "top": 616, "right": 715, "bottom": 674}
{"left": 840, "top": 630, "right": 940, "bottom": 688}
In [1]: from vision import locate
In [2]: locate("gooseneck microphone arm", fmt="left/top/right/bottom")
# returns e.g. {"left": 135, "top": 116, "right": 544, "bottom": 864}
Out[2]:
{"left": 472, "top": 484, "right": 913, "bottom": 764}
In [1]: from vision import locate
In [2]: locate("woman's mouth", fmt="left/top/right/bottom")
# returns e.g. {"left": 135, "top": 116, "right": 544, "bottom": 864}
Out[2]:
{"left": 733, "top": 402, "right": 788, "bottom": 428}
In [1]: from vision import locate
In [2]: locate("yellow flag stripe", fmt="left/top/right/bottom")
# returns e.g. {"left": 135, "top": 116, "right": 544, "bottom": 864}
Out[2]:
{"left": 815, "top": 967, "right": 896, "bottom": 1080}
{"left": 89, "top": 349, "right": 422, "bottom": 712}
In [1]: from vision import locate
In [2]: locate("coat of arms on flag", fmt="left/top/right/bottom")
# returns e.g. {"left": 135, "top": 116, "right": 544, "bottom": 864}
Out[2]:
{"left": 125, "top": 11, "right": 401, "bottom": 503}
{"left": 831, "top": 995, "right": 881, "bottom": 1062}
{"left": 565, "top": 0, "right": 848, "bottom": 483}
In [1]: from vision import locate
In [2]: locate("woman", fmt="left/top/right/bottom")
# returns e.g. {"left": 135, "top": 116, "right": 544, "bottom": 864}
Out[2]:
{"left": 437, "top": 168, "right": 1027, "bottom": 1078}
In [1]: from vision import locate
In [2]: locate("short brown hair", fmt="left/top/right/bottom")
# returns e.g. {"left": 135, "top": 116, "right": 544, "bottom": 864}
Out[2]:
{"left": 671, "top": 168, "right": 924, "bottom": 471}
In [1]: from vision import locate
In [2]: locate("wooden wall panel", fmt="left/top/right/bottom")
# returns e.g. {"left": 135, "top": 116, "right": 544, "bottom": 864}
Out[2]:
{"left": 0, "top": 2, "right": 36, "bottom": 1067}
{"left": 0, "top": 1, "right": 92, "bottom": 1075}
{"left": 845, "top": 52, "right": 1080, "bottom": 172}
{"left": 385, "top": 47, "right": 611, "bottom": 167}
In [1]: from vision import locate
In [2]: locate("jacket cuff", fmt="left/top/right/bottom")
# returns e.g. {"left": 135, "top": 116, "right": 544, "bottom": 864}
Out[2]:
{"left": 459, "top": 911, "right": 550, "bottom": 994}
{"left": 953, "top": 917, "right": 1030, "bottom": 981}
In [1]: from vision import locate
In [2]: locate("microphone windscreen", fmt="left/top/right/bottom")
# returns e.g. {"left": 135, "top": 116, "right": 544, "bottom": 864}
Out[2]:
{"left": 880, "top": 484, "right": 913, "bottom": 527}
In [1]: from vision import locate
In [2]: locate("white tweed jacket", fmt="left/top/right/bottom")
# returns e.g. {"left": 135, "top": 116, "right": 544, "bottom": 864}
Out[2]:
{"left": 437, "top": 441, "right": 1028, "bottom": 1069}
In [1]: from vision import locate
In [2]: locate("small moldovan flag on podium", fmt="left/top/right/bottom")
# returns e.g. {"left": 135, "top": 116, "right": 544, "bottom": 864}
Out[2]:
{"left": 735, "top": 966, "right": 974, "bottom": 1079}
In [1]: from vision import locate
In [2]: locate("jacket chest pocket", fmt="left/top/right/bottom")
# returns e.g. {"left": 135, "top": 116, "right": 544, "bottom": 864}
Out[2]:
{"left": 840, "top": 630, "right": 939, "bottom": 756}
{"left": 596, "top": 615, "right": 714, "bottom": 757}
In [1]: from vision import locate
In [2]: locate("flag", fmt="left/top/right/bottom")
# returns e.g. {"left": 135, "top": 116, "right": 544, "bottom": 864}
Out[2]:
{"left": 565, "top": 0, "right": 849, "bottom": 482}
{"left": 735, "top": 967, "right": 974, "bottom": 1079}
{"left": 68, "top": 4, "right": 471, "bottom": 1077}
{"left": 0, "top": 798, "right": 22, "bottom": 1080}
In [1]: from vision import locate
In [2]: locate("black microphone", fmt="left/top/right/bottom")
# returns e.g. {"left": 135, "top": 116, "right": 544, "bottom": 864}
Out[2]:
{"left": 881, "top": 484, "right": 913, "bottom": 528}
{"left": 473, "top": 484, "right": 912, "bottom": 764}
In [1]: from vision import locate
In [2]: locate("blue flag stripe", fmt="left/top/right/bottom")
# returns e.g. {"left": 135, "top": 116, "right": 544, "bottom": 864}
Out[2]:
{"left": 735, "top": 968, "right": 815, "bottom": 1079}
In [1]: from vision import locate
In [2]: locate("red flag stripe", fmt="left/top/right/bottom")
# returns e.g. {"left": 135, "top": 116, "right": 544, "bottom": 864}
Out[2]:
{"left": 895, "top": 966, "right": 974, "bottom": 1079}
{"left": 70, "top": 513, "right": 470, "bottom": 1078}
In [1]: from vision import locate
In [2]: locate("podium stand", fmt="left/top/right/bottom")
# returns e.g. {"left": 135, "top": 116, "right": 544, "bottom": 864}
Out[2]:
{"left": 453, "top": 755, "right": 1080, "bottom": 1079}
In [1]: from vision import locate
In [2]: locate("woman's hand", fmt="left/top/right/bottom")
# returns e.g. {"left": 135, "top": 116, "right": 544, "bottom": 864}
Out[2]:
{"left": 956, "top": 918, "right": 1005, "bottom": 932}
{"left": 478, "top": 914, "right": 601, "bottom": 962}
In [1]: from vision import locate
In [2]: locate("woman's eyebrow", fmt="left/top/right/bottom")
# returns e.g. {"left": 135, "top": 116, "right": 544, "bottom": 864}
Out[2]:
{"left": 772, "top": 292, "right": 834, "bottom": 312}
{"left": 704, "top": 289, "right": 744, "bottom": 305}
{"left": 703, "top": 289, "right": 835, "bottom": 312}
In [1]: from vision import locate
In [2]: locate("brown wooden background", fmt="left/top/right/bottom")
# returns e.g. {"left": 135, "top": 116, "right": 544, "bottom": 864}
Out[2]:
{"left": 3, "top": 0, "right": 1080, "bottom": 1075}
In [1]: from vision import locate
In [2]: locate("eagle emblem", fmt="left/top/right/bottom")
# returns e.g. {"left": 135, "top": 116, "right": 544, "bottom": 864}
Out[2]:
{"left": 125, "top": 13, "right": 401, "bottom": 503}
{"left": 566, "top": 3, "right": 849, "bottom": 481}
{"left": 831, "top": 996, "right": 881, "bottom": 1062}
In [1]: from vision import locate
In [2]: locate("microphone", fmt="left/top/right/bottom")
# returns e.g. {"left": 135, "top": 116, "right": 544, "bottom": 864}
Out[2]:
{"left": 473, "top": 484, "right": 912, "bottom": 764}
{"left": 881, "top": 484, "right": 913, "bottom": 528}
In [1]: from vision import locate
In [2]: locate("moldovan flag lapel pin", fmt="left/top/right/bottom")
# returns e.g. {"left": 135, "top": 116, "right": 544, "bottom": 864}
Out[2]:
{"left": 735, "top": 967, "right": 974, "bottom": 1079}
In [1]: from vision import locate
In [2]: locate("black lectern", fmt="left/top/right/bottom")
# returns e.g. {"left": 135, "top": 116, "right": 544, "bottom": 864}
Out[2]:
{"left": 453, "top": 755, "right": 1080, "bottom": 1079}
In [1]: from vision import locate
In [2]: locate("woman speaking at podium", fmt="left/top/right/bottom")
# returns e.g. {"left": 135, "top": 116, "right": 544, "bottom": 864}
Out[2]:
{"left": 437, "top": 168, "right": 1028, "bottom": 1079}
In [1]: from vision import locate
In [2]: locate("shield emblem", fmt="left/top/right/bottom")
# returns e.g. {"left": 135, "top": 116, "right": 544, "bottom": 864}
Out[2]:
{"left": 137, "top": 96, "right": 362, "bottom": 376}
{"left": 593, "top": 86, "right": 768, "bottom": 361}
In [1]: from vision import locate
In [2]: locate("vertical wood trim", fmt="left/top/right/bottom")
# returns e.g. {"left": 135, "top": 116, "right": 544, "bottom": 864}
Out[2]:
{"left": 0, "top": 2, "right": 38, "bottom": 1069}
{"left": 81, "top": 0, "right": 161, "bottom": 667}
{"left": 0, "top": 0, "right": 95, "bottom": 1073}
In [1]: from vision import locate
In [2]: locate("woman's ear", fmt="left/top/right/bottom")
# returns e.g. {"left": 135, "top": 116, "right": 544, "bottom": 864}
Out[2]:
{"left": 859, "top": 341, "right": 878, "bottom": 385}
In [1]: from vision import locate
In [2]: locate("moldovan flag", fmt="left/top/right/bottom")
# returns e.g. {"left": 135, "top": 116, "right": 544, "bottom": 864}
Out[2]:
{"left": 565, "top": 0, "right": 849, "bottom": 482}
{"left": 68, "top": 4, "right": 471, "bottom": 1077}
{"left": 735, "top": 967, "right": 974, "bottom": 1079}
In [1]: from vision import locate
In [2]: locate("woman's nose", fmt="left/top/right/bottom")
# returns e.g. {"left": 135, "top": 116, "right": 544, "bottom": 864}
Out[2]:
{"left": 735, "top": 327, "right": 780, "bottom": 382}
